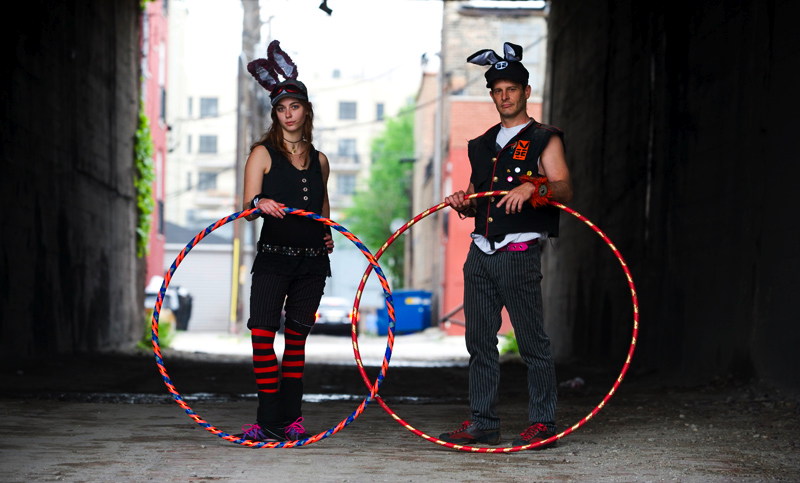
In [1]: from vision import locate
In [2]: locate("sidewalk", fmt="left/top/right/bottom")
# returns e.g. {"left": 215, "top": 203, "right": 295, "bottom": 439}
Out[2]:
{"left": 170, "top": 327, "right": 471, "bottom": 366}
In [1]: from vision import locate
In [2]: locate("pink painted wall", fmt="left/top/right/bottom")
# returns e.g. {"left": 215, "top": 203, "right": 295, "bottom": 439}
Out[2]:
{"left": 440, "top": 99, "right": 542, "bottom": 335}
{"left": 142, "top": 0, "right": 168, "bottom": 281}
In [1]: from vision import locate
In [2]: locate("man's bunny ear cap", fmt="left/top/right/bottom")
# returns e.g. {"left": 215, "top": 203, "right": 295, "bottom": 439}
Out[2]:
{"left": 247, "top": 40, "right": 309, "bottom": 106}
{"left": 467, "top": 42, "right": 529, "bottom": 88}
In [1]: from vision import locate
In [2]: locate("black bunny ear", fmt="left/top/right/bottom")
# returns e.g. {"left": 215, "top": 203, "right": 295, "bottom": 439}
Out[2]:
{"left": 467, "top": 48, "right": 502, "bottom": 66}
{"left": 247, "top": 58, "right": 279, "bottom": 92}
{"left": 503, "top": 42, "right": 523, "bottom": 62}
{"left": 268, "top": 40, "right": 298, "bottom": 80}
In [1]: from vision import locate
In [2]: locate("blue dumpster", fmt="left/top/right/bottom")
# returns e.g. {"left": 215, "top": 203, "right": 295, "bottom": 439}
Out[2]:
{"left": 375, "top": 290, "right": 432, "bottom": 335}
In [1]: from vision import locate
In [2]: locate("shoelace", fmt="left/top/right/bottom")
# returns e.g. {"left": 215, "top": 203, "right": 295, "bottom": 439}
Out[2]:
{"left": 520, "top": 423, "right": 549, "bottom": 440}
{"left": 447, "top": 420, "right": 472, "bottom": 435}
{"left": 240, "top": 423, "right": 264, "bottom": 439}
{"left": 284, "top": 417, "right": 306, "bottom": 436}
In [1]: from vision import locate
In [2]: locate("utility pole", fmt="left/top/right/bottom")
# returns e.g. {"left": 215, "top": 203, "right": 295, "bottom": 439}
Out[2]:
{"left": 231, "top": 0, "right": 263, "bottom": 334}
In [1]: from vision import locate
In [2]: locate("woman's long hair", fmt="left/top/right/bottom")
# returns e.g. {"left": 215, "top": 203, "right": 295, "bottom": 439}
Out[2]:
{"left": 250, "top": 98, "right": 315, "bottom": 157}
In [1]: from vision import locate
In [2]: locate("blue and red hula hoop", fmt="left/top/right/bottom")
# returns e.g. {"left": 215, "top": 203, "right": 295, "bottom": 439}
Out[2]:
{"left": 150, "top": 207, "right": 396, "bottom": 448}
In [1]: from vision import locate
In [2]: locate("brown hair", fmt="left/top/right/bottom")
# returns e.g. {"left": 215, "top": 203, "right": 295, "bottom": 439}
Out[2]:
{"left": 250, "top": 98, "right": 315, "bottom": 157}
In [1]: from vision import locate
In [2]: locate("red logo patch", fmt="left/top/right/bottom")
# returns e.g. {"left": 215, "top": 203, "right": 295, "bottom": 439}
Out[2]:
{"left": 513, "top": 140, "right": 529, "bottom": 160}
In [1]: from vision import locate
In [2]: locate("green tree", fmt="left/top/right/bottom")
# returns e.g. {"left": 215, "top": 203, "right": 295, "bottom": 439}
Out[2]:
{"left": 134, "top": 100, "right": 155, "bottom": 258}
{"left": 344, "top": 106, "right": 414, "bottom": 286}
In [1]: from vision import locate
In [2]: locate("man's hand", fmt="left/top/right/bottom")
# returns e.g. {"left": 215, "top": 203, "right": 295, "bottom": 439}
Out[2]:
{"left": 445, "top": 190, "right": 473, "bottom": 213}
{"left": 496, "top": 182, "right": 536, "bottom": 214}
{"left": 255, "top": 198, "right": 285, "bottom": 219}
{"left": 323, "top": 233, "right": 334, "bottom": 253}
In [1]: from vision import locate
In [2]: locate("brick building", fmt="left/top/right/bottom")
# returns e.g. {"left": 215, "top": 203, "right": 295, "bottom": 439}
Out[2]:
{"left": 141, "top": 0, "right": 169, "bottom": 282}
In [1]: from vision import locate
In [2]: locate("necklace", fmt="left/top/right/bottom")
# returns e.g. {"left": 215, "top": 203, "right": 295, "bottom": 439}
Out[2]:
{"left": 283, "top": 137, "right": 303, "bottom": 154}
{"left": 289, "top": 148, "right": 309, "bottom": 169}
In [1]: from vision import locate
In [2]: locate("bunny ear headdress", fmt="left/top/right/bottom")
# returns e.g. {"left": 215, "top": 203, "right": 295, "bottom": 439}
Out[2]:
{"left": 467, "top": 42, "right": 529, "bottom": 88}
{"left": 247, "top": 40, "right": 308, "bottom": 105}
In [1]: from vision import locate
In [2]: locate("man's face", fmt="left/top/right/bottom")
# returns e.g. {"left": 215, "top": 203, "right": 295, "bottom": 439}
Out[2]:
{"left": 489, "top": 79, "right": 531, "bottom": 120}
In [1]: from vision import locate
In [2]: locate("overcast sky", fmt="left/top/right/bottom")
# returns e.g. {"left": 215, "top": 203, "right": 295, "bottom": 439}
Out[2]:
{"left": 183, "top": 0, "right": 442, "bottom": 94}
{"left": 262, "top": 0, "right": 443, "bottom": 90}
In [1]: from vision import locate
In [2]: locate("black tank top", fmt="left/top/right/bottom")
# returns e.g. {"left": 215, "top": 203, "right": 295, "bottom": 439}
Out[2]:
{"left": 251, "top": 144, "right": 330, "bottom": 276}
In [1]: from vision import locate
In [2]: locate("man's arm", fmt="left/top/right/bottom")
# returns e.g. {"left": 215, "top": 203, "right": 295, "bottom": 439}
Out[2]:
{"left": 538, "top": 135, "right": 572, "bottom": 203}
{"left": 496, "top": 134, "right": 572, "bottom": 213}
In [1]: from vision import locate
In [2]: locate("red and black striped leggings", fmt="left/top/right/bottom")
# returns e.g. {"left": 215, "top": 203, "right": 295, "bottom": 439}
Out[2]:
{"left": 247, "top": 272, "right": 326, "bottom": 393}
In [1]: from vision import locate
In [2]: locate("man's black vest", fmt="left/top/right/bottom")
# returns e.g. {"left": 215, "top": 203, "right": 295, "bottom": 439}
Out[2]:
{"left": 468, "top": 120, "right": 563, "bottom": 239}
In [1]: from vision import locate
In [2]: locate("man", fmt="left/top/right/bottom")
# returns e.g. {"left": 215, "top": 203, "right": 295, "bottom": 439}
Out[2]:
{"left": 441, "top": 42, "right": 573, "bottom": 448}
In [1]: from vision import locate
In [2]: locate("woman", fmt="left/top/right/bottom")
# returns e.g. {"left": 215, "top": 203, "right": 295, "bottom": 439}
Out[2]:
{"left": 237, "top": 73, "right": 334, "bottom": 442}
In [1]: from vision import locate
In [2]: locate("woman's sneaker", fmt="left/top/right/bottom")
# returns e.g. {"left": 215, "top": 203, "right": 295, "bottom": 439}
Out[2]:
{"left": 235, "top": 423, "right": 285, "bottom": 442}
{"left": 284, "top": 417, "right": 313, "bottom": 440}
{"left": 438, "top": 420, "right": 501, "bottom": 445}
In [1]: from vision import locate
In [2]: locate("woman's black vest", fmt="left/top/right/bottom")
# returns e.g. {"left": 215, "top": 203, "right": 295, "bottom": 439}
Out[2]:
{"left": 252, "top": 144, "right": 329, "bottom": 275}
{"left": 468, "top": 121, "right": 563, "bottom": 239}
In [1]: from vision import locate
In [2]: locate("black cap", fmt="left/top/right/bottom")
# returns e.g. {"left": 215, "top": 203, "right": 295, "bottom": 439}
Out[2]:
{"left": 484, "top": 60, "right": 529, "bottom": 88}
{"left": 270, "top": 79, "right": 308, "bottom": 106}
{"left": 467, "top": 42, "right": 530, "bottom": 88}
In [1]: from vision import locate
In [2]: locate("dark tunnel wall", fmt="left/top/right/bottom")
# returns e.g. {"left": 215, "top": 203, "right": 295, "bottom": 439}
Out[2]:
{"left": 544, "top": 1, "right": 800, "bottom": 389}
{"left": 1, "top": 1, "right": 142, "bottom": 356}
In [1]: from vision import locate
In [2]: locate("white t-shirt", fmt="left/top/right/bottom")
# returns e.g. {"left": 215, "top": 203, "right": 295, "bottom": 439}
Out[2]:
{"left": 473, "top": 119, "right": 542, "bottom": 254}
{"left": 496, "top": 120, "right": 531, "bottom": 149}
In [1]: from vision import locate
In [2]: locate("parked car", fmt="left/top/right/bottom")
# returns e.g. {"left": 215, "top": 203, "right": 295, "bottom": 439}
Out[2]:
{"left": 144, "top": 276, "right": 193, "bottom": 331}
{"left": 142, "top": 276, "right": 178, "bottom": 348}
{"left": 312, "top": 296, "right": 355, "bottom": 335}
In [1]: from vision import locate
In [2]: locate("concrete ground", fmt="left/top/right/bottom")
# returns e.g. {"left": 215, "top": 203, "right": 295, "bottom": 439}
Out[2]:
{"left": 1, "top": 329, "right": 798, "bottom": 481}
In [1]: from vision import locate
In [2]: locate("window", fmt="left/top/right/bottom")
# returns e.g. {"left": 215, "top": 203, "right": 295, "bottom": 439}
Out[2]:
{"left": 337, "top": 138, "right": 359, "bottom": 163}
{"left": 332, "top": 68, "right": 341, "bottom": 79}
{"left": 158, "top": 200, "right": 165, "bottom": 235}
{"left": 197, "top": 172, "right": 218, "bottom": 191}
{"left": 198, "top": 135, "right": 217, "bottom": 154}
{"left": 337, "top": 138, "right": 357, "bottom": 159}
{"left": 338, "top": 101, "right": 357, "bottom": 120}
{"left": 186, "top": 172, "right": 192, "bottom": 191}
{"left": 337, "top": 174, "right": 356, "bottom": 196}
{"left": 187, "top": 97, "right": 193, "bottom": 117}
{"left": 160, "top": 87, "right": 167, "bottom": 122}
{"left": 200, "top": 97, "right": 219, "bottom": 118}
{"left": 376, "top": 102, "right": 385, "bottom": 121}
{"left": 186, "top": 134, "right": 192, "bottom": 154}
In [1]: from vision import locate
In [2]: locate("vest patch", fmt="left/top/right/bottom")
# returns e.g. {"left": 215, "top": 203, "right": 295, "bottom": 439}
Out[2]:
{"left": 513, "top": 140, "right": 530, "bottom": 160}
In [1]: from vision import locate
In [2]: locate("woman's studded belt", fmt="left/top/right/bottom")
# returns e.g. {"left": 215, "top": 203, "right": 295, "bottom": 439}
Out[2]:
{"left": 257, "top": 242, "right": 327, "bottom": 257}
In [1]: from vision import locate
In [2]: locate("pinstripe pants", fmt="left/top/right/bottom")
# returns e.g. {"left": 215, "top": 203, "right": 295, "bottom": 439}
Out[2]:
{"left": 247, "top": 272, "right": 326, "bottom": 330}
{"left": 463, "top": 242, "right": 557, "bottom": 431}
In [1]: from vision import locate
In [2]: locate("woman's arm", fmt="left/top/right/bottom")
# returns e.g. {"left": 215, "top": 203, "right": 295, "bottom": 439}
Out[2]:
{"left": 319, "top": 151, "right": 331, "bottom": 219}
{"left": 243, "top": 145, "right": 283, "bottom": 220}
{"left": 319, "top": 152, "right": 334, "bottom": 252}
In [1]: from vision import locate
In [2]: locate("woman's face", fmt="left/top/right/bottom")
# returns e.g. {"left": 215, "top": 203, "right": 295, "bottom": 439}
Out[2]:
{"left": 274, "top": 97, "right": 307, "bottom": 134}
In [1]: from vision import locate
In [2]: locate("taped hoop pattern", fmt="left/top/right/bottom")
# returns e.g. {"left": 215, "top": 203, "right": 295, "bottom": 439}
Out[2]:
{"left": 348, "top": 192, "right": 640, "bottom": 452}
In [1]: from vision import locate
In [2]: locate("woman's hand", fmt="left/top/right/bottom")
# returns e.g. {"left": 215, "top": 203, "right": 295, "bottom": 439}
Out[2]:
{"left": 323, "top": 233, "right": 334, "bottom": 253}
{"left": 256, "top": 198, "right": 285, "bottom": 219}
